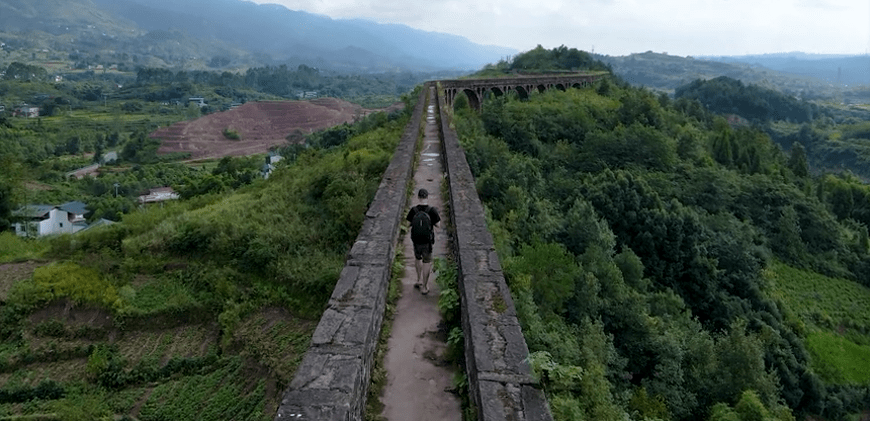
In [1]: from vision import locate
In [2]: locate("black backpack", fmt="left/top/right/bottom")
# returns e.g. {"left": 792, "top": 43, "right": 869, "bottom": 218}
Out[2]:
{"left": 411, "top": 206, "right": 433, "bottom": 243}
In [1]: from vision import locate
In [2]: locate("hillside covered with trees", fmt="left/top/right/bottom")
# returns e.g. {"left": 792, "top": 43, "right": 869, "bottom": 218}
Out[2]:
{"left": 675, "top": 76, "right": 870, "bottom": 180}
{"left": 449, "top": 46, "right": 870, "bottom": 420}
{"left": 0, "top": 83, "right": 418, "bottom": 419}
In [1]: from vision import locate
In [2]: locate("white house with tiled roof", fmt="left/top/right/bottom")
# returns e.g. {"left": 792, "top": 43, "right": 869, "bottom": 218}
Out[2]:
{"left": 12, "top": 201, "right": 89, "bottom": 237}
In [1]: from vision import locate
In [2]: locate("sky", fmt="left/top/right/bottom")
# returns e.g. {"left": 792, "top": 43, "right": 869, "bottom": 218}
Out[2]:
{"left": 247, "top": 0, "right": 870, "bottom": 57}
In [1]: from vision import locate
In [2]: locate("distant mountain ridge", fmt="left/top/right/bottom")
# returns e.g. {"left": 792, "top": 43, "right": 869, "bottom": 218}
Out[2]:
{"left": 0, "top": 0, "right": 515, "bottom": 72}
{"left": 701, "top": 53, "right": 870, "bottom": 86}
{"left": 596, "top": 51, "right": 869, "bottom": 102}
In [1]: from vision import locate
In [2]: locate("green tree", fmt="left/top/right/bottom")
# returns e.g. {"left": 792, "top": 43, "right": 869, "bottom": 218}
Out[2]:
{"left": 508, "top": 241, "right": 579, "bottom": 314}
{"left": 3, "top": 62, "right": 48, "bottom": 82}
{"left": 0, "top": 181, "right": 13, "bottom": 231}
{"left": 788, "top": 142, "right": 808, "bottom": 177}
{"left": 773, "top": 206, "right": 807, "bottom": 263}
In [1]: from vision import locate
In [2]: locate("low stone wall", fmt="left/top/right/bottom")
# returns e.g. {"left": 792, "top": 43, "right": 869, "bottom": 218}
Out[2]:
{"left": 432, "top": 82, "right": 553, "bottom": 421}
{"left": 274, "top": 88, "right": 427, "bottom": 421}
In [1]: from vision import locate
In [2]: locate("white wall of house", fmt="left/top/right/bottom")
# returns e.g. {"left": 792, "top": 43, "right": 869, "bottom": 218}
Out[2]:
{"left": 41, "top": 208, "right": 74, "bottom": 236}
{"left": 13, "top": 208, "right": 75, "bottom": 237}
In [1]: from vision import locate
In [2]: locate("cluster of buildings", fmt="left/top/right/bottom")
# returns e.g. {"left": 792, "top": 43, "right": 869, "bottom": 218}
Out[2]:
{"left": 11, "top": 187, "right": 180, "bottom": 238}
{"left": 0, "top": 103, "right": 40, "bottom": 118}
{"left": 12, "top": 201, "right": 95, "bottom": 237}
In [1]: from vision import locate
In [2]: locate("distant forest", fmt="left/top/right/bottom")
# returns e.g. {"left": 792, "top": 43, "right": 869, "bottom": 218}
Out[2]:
{"left": 675, "top": 75, "right": 870, "bottom": 180}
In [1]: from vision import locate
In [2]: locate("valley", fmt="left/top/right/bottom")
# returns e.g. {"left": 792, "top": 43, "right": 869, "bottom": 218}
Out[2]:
{"left": 1, "top": 2, "right": 870, "bottom": 420}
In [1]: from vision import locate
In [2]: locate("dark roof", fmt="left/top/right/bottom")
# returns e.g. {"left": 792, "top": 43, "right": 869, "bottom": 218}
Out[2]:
{"left": 13, "top": 205, "right": 56, "bottom": 218}
{"left": 80, "top": 219, "right": 115, "bottom": 232}
{"left": 13, "top": 201, "right": 88, "bottom": 218}
{"left": 60, "top": 201, "right": 87, "bottom": 215}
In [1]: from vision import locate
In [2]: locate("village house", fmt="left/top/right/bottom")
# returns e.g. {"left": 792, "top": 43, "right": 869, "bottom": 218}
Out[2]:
{"left": 261, "top": 153, "right": 283, "bottom": 179}
{"left": 13, "top": 105, "right": 40, "bottom": 118}
{"left": 138, "top": 187, "right": 180, "bottom": 205}
{"left": 12, "top": 201, "right": 88, "bottom": 237}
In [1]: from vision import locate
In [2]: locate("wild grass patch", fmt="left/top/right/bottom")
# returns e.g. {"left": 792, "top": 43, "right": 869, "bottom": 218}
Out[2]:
{"left": 807, "top": 330, "right": 870, "bottom": 384}
{"left": 767, "top": 261, "right": 870, "bottom": 384}
{"left": 766, "top": 261, "right": 870, "bottom": 338}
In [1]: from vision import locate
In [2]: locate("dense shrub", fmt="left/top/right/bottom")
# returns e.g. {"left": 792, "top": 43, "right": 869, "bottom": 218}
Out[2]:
{"left": 453, "top": 73, "right": 870, "bottom": 420}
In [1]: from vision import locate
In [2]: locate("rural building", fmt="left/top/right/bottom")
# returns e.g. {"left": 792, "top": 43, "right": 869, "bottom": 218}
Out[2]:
{"left": 66, "top": 164, "right": 100, "bottom": 180}
{"left": 138, "top": 187, "right": 180, "bottom": 205}
{"left": 12, "top": 201, "right": 89, "bottom": 237}
{"left": 13, "top": 105, "right": 40, "bottom": 118}
{"left": 103, "top": 151, "right": 118, "bottom": 164}
{"left": 79, "top": 218, "right": 115, "bottom": 232}
{"left": 189, "top": 97, "right": 206, "bottom": 107}
{"left": 261, "top": 153, "right": 283, "bottom": 179}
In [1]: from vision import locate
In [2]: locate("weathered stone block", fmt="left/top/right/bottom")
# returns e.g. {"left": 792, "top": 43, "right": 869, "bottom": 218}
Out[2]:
{"left": 521, "top": 385, "right": 554, "bottom": 421}
{"left": 478, "top": 380, "right": 522, "bottom": 421}
{"left": 329, "top": 265, "right": 388, "bottom": 308}
{"left": 275, "top": 389, "right": 350, "bottom": 421}
{"left": 347, "top": 239, "right": 392, "bottom": 266}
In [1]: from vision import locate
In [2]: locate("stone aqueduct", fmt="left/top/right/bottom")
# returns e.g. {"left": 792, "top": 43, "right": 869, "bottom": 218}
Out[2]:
{"left": 440, "top": 73, "right": 605, "bottom": 110}
{"left": 276, "top": 75, "right": 607, "bottom": 421}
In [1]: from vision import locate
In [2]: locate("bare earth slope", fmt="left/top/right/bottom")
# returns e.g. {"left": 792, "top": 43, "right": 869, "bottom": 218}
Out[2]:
{"left": 151, "top": 98, "right": 377, "bottom": 160}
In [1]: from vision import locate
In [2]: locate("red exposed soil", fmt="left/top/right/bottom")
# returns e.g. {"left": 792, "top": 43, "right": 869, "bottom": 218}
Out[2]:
{"left": 151, "top": 98, "right": 402, "bottom": 160}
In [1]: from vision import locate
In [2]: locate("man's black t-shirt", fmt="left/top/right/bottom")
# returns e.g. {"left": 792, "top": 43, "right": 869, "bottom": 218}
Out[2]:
{"left": 406, "top": 204, "right": 440, "bottom": 243}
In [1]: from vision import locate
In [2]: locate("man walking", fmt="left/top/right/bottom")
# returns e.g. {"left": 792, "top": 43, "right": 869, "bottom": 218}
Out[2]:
{"left": 406, "top": 188, "right": 441, "bottom": 294}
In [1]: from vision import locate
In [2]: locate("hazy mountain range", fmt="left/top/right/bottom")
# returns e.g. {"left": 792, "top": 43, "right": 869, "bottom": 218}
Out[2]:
{"left": 702, "top": 52, "right": 870, "bottom": 87}
{"left": 596, "top": 51, "right": 870, "bottom": 104}
{"left": 1, "top": 0, "right": 867, "bottom": 97}
{"left": 0, "top": 0, "right": 516, "bottom": 72}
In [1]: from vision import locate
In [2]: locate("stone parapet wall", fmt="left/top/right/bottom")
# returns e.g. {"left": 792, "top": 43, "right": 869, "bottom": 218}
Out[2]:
{"left": 432, "top": 82, "right": 553, "bottom": 421}
{"left": 274, "top": 88, "right": 427, "bottom": 421}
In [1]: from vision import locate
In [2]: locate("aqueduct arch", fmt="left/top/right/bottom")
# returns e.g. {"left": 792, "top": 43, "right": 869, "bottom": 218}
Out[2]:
{"left": 440, "top": 74, "right": 605, "bottom": 111}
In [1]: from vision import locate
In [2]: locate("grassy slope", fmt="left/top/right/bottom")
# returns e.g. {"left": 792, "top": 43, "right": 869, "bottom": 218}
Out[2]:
{"left": 766, "top": 261, "right": 870, "bottom": 385}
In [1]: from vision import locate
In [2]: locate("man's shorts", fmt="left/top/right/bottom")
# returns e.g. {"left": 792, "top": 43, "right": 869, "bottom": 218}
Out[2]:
{"left": 413, "top": 242, "right": 433, "bottom": 263}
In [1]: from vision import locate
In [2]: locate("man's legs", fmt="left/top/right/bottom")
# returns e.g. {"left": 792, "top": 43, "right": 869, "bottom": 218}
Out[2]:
{"left": 420, "top": 260, "right": 432, "bottom": 294}
{"left": 412, "top": 242, "right": 433, "bottom": 294}
{"left": 415, "top": 258, "right": 423, "bottom": 287}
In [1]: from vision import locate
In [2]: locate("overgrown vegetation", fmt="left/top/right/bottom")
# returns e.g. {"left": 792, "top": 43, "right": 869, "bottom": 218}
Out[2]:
{"left": 474, "top": 45, "right": 611, "bottom": 77}
{"left": 0, "top": 88, "right": 417, "bottom": 419}
{"left": 677, "top": 76, "right": 870, "bottom": 180}
{"left": 451, "top": 47, "right": 870, "bottom": 420}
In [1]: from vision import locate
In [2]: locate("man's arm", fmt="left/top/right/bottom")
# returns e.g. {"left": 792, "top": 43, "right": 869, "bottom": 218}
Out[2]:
{"left": 430, "top": 207, "right": 441, "bottom": 228}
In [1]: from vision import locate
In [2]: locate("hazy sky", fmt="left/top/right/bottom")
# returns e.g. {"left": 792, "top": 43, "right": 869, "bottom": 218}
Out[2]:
{"left": 247, "top": 0, "right": 870, "bottom": 57}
